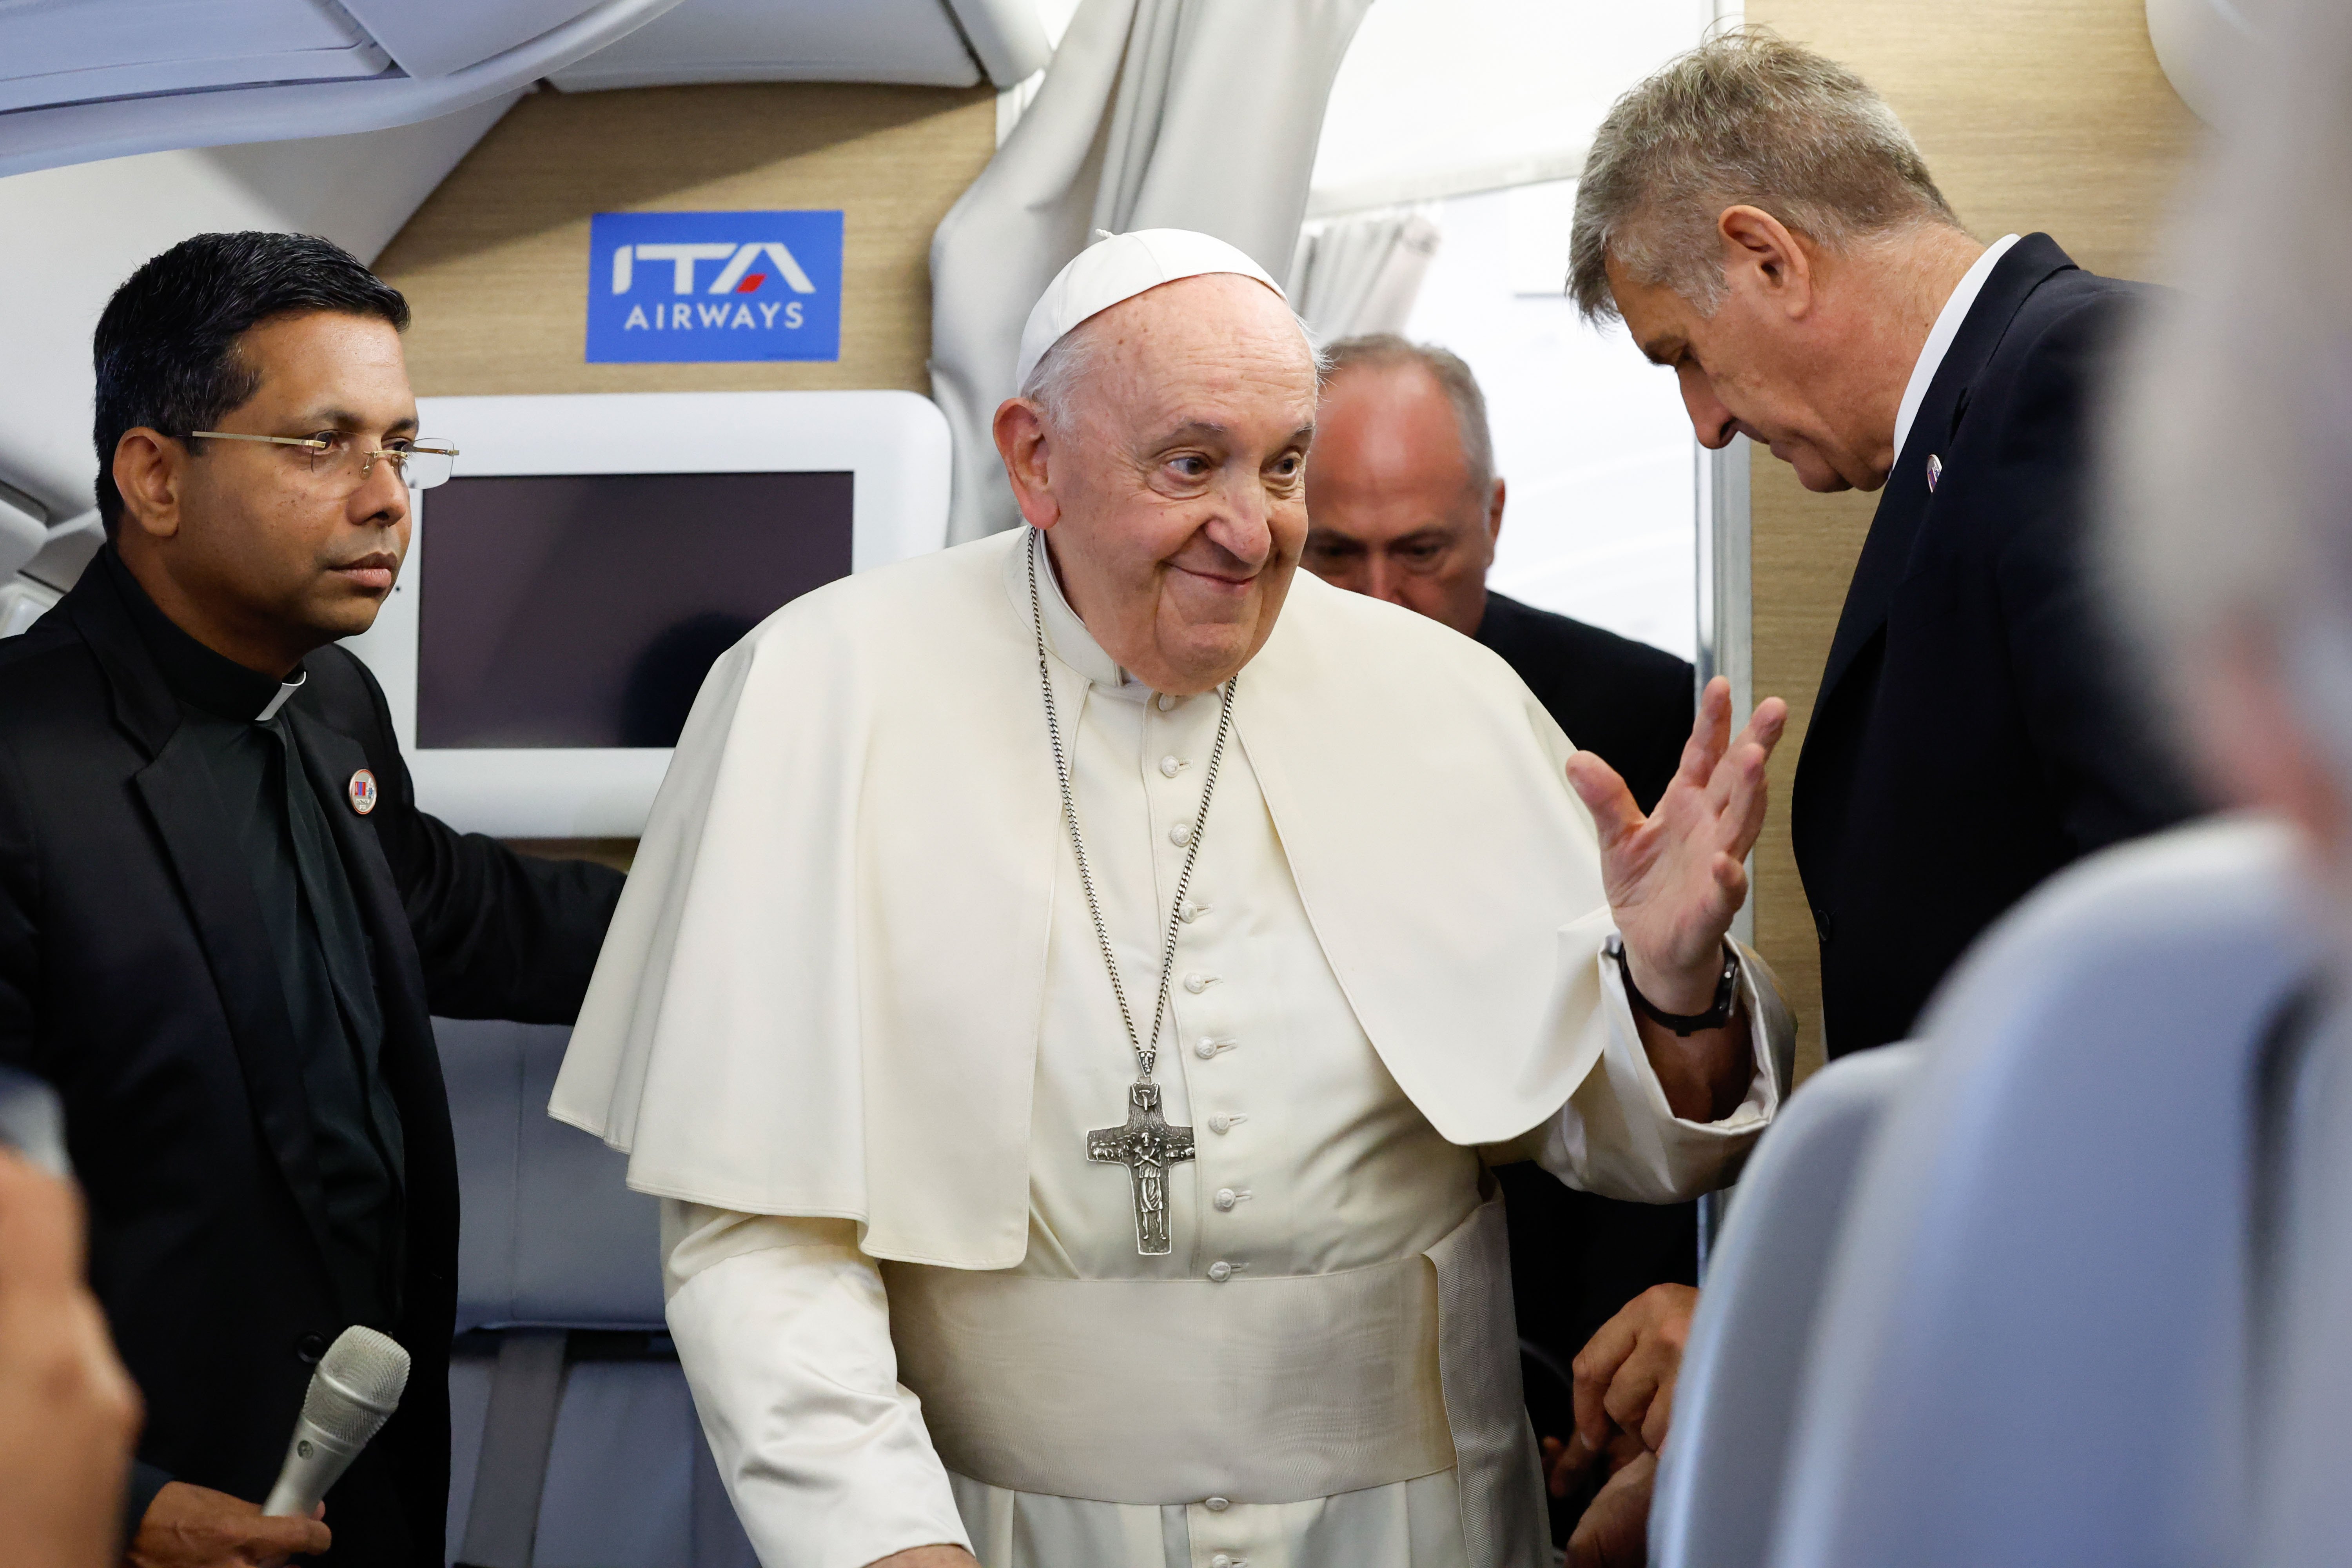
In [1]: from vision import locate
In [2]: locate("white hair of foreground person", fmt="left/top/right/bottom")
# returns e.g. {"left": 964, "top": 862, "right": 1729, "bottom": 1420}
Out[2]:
{"left": 2103, "top": 11, "right": 2352, "bottom": 1564}
{"left": 2102, "top": 0, "right": 2352, "bottom": 783}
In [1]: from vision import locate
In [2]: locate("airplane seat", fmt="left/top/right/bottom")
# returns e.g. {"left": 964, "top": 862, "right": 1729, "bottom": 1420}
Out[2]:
{"left": 436, "top": 1017, "right": 757, "bottom": 1568}
{"left": 1764, "top": 815, "right": 2314, "bottom": 1568}
{"left": 1647, "top": 1041, "right": 1922, "bottom": 1568}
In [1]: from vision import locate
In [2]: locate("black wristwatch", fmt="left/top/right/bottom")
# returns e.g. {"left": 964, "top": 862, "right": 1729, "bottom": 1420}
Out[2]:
{"left": 1607, "top": 936, "right": 1741, "bottom": 1035}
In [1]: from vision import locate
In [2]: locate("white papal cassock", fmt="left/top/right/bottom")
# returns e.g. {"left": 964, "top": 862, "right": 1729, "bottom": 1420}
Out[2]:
{"left": 552, "top": 525, "right": 1791, "bottom": 1568}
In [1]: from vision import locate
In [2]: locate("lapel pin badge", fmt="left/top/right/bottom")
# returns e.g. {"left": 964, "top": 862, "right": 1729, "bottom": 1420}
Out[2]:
{"left": 347, "top": 769, "right": 378, "bottom": 817}
{"left": 1927, "top": 453, "right": 1943, "bottom": 493}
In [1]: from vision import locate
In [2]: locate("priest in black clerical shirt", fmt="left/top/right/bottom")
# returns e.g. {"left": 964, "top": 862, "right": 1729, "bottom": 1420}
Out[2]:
{"left": 1303, "top": 334, "right": 1699, "bottom": 1545}
{"left": 0, "top": 234, "right": 624, "bottom": 1568}
{"left": 113, "top": 547, "right": 413, "bottom": 1337}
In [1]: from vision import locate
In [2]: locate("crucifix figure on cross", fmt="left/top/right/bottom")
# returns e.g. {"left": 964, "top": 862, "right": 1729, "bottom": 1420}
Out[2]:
{"left": 1087, "top": 1080, "right": 1196, "bottom": 1256}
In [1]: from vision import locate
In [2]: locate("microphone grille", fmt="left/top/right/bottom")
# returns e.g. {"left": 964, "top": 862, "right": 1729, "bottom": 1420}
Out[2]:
{"left": 302, "top": 1327, "right": 411, "bottom": 1448}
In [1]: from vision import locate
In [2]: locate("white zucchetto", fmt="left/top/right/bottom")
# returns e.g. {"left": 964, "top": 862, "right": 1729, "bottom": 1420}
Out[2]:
{"left": 1013, "top": 228, "right": 1285, "bottom": 389}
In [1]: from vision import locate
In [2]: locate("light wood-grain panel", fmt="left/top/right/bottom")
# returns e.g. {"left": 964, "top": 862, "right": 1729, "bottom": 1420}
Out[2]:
{"left": 374, "top": 82, "right": 997, "bottom": 869}
{"left": 1743, "top": 0, "right": 2203, "bottom": 1077}
{"left": 373, "top": 81, "right": 997, "bottom": 397}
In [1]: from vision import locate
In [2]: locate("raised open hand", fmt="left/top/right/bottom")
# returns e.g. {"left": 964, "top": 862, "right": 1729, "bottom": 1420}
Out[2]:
{"left": 1566, "top": 677, "right": 1788, "bottom": 1012}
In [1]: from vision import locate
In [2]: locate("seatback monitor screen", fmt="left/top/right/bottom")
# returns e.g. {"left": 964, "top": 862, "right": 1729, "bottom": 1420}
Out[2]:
{"left": 416, "top": 471, "right": 852, "bottom": 750}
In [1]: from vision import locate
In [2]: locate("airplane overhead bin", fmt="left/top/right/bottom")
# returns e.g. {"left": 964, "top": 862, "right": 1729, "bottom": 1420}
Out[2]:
{"left": 0, "top": 0, "right": 1053, "bottom": 178}
{"left": 552, "top": 0, "right": 1052, "bottom": 92}
{"left": 0, "top": 0, "right": 685, "bottom": 179}
{"left": 0, "top": 0, "right": 1051, "bottom": 630}
{"left": 2144, "top": 0, "right": 2264, "bottom": 126}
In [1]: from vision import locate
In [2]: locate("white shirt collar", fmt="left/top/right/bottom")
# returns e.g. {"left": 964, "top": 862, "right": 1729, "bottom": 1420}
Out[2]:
{"left": 1891, "top": 232, "right": 2022, "bottom": 464}
{"left": 1024, "top": 525, "right": 1134, "bottom": 693}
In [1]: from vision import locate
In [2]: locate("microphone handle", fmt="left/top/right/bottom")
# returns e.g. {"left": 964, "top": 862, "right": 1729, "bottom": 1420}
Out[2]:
{"left": 261, "top": 1419, "right": 360, "bottom": 1518}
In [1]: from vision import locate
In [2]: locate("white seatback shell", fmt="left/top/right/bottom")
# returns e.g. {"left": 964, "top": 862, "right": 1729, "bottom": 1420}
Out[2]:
{"left": 1650, "top": 1042, "right": 1921, "bottom": 1568}
{"left": 1768, "top": 816, "right": 2311, "bottom": 1568}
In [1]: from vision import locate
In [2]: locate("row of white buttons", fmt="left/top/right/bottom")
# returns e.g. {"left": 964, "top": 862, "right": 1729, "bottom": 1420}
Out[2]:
{"left": 1161, "top": 747, "right": 1209, "bottom": 918}
{"left": 1149, "top": 748, "right": 1248, "bottom": 1294}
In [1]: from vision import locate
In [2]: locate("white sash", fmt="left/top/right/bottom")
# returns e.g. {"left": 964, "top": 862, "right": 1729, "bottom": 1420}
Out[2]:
{"left": 884, "top": 1195, "right": 1547, "bottom": 1566}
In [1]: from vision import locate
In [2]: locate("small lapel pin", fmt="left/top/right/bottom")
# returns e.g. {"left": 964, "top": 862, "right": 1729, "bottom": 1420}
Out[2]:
{"left": 1926, "top": 453, "right": 1943, "bottom": 493}
{"left": 347, "top": 769, "right": 378, "bottom": 817}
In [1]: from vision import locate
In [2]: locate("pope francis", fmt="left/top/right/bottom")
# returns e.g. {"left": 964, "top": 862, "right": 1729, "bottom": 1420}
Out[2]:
{"left": 552, "top": 229, "right": 1795, "bottom": 1568}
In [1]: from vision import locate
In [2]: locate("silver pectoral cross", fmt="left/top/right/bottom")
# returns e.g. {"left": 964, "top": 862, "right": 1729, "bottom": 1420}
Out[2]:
{"left": 1087, "top": 1080, "right": 1196, "bottom": 1256}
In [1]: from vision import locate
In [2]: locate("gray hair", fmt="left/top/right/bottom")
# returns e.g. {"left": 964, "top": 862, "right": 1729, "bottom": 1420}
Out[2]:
{"left": 2102, "top": 2, "right": 2352, "bottom": 759}
{"left": 1569, "top": 26, "right": 1960, "bottom": 321}
{"left": 1323, "top": 334, "right": 1495, "bottom": 497}
{"left": 1018, "top": 287, "right": 1330, "bottom": 430}
{"left": 1018, "top": 319, "right": 1111, "bottom": 431}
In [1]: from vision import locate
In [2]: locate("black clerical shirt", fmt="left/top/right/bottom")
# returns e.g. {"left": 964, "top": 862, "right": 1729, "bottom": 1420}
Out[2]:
{"left": 105, "top": 550, "right": 405, "bottom": 1329}
{"left": 1473, "top": 590, "right": 1694, "bottom": 815}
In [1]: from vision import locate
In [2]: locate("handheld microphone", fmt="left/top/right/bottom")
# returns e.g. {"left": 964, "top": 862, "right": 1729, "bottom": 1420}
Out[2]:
{"left": 262, "top": 1326, "right": 411, "bottom": 1518}
{"left": 0, "top": 1065, "right": 69, "bottom": 1178}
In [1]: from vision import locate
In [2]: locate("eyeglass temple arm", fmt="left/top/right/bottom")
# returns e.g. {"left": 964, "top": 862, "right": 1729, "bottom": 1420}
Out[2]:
{"left": 185, "top": 432, "right": 456, "bottom": 456}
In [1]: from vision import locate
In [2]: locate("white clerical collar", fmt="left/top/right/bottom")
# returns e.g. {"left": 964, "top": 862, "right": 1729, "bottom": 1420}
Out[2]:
{"left": 1891, "top": 232, "right": 2021, "bottom": 463}
{"left": 1024, "top": 525, "right": 1132, "bottom": 691}
{"left": 254, "top": 670, "right": 305, "bottom": 723}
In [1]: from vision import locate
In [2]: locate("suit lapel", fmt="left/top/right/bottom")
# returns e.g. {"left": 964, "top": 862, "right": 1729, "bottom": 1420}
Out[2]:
{"left": 1811, "top": 234, "right": 2079, "bottom": 712}
{"left": 62, "top": 556, "right": 182, "bottom": 760}
{"left": 65, "top": 557, "right": 345, "bottom": 1273}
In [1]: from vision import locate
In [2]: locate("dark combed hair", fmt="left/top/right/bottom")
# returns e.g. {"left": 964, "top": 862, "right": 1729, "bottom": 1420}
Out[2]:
{"left": 91, "top": 231, "right": 410, "bottom": 530}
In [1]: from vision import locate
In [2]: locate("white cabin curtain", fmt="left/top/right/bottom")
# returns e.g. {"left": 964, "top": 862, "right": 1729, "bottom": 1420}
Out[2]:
{"left": 1288, "top": 207, "right": 1441, "bottom": 345}
{"left": 928, "top": 0, "right": 1375, "bottom": 544}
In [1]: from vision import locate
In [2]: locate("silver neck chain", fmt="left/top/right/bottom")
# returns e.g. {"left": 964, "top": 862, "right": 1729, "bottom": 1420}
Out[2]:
{"left": 1029, "top": 530, "right": 1236, "bottom": 1083}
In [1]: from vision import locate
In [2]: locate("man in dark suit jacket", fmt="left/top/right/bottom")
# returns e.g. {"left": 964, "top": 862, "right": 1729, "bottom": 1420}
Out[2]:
{"left": 1579, "top": 36, "right": 2198, "bottom": 1063}
{"left": 0, "top": 233, "right": 625, "bottom": 1567}
{"left": 1303, "top": 334, "right": 1705, "bottom": 1547}
{"left": 1783, "top": 232, "right": 2199, "bottom": 1055}
{"left": 1554, "top": 29, "right": 2201, "bottom": 1559}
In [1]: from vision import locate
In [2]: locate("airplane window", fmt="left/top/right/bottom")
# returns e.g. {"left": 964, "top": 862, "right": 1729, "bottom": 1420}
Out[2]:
{"left": 1307, "top": 0, "right": 1730, "bottom": 664}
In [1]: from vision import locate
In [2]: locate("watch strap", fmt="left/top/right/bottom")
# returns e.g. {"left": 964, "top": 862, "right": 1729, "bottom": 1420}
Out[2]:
{"left": 1608, "top": 937, "right": 1740, "bottom": 1036}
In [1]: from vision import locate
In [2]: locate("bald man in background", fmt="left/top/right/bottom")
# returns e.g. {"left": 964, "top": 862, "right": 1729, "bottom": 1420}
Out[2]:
{"left": 1306, "top": 337, "right": 1694, "bottom": 806}
{"left": 1304, "top": 334, "right": 1703, "bottom": 1546}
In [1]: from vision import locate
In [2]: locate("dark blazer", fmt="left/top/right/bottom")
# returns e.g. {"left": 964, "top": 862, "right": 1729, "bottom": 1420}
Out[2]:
{"left": 1474, "top": 590, "right": 1693, "bottom": 815}
{"left": 0, "top": 561, "right": 623, "bottom": 1563}
{"left": 1792, "top": 234, "right": 2200, "bottom": 1058}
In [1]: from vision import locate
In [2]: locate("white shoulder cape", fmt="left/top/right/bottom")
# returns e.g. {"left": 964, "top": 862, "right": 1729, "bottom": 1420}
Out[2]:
{"left": 552, "top": 528, "right": 1630, "bottom": 1269}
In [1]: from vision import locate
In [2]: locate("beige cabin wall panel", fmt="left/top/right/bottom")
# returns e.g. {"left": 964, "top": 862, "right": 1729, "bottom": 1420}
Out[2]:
{"left": 372, "top": 81, "right": 998, "bottom": 396}
{"left": 1742, "top": 0, "right": 2203, "bottom": 1078}
{"left": 373, "top": 82, "right": 996, "bottom": 865}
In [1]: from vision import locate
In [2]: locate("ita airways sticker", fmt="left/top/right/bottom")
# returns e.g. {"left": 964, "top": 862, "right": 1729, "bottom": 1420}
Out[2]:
{"left": 586, "top": 210, "right": 844, "bottom": 364}
{"left": 347, "top": 769, "right": 378, "bottom": 817}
